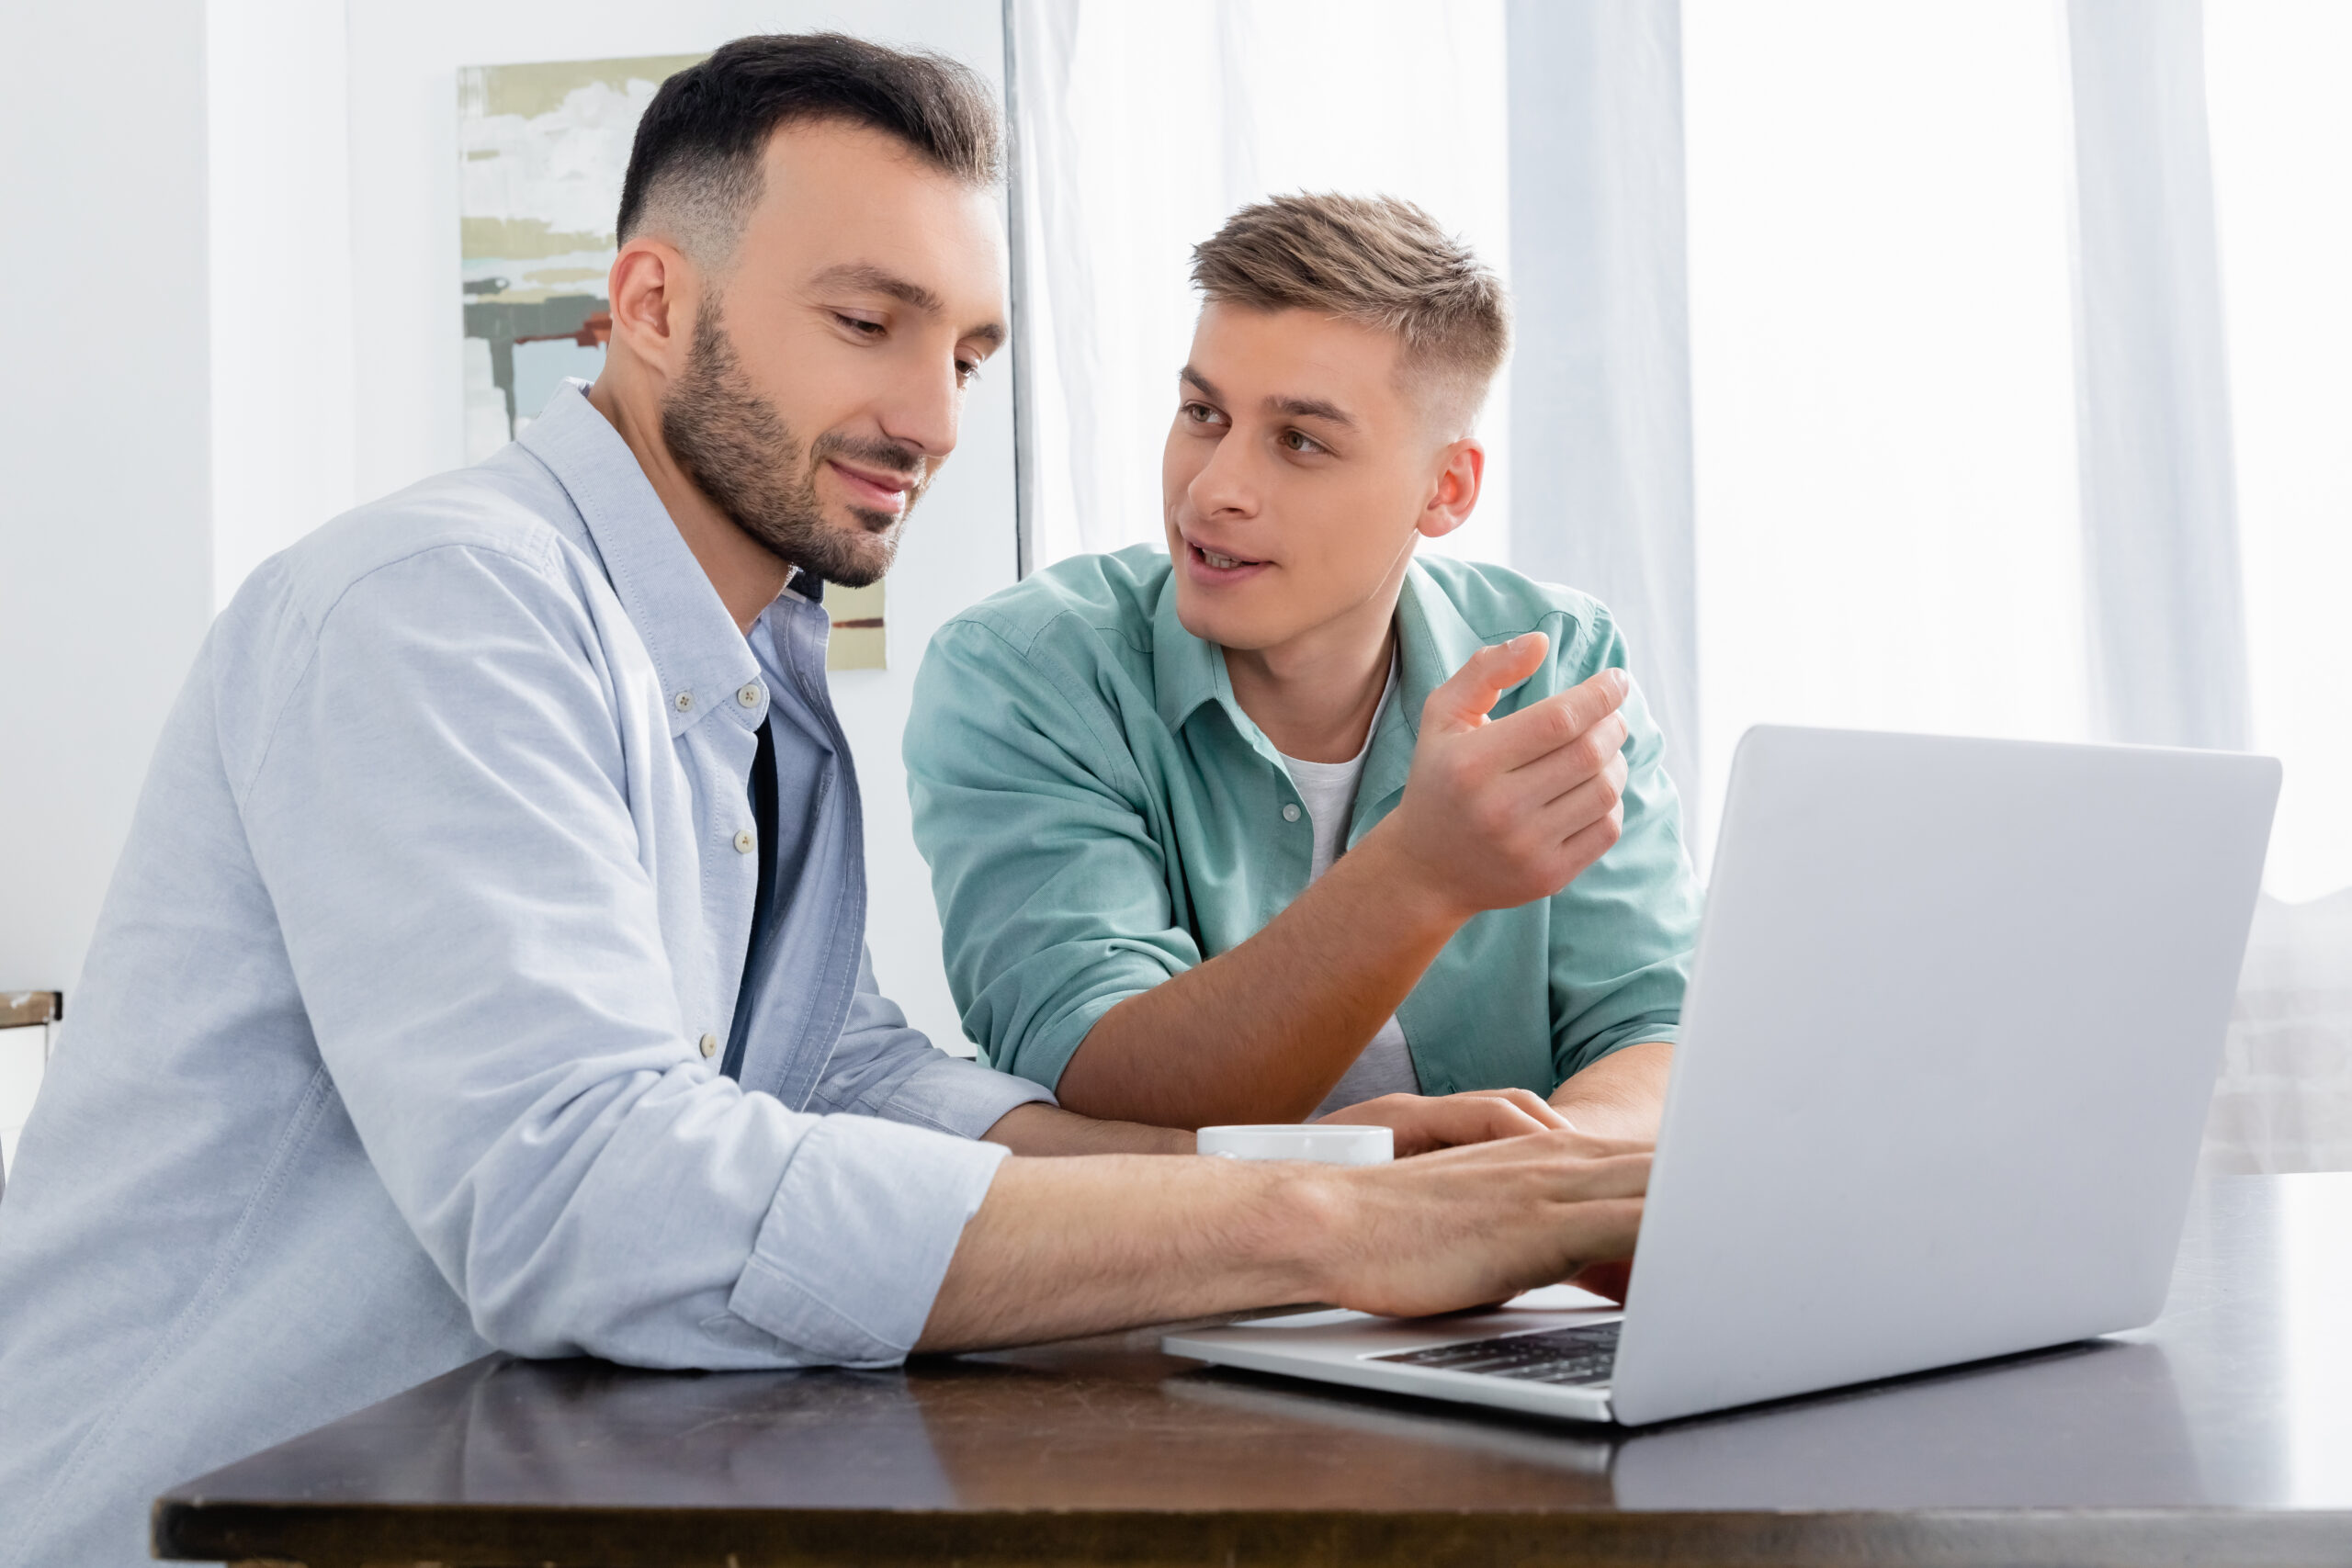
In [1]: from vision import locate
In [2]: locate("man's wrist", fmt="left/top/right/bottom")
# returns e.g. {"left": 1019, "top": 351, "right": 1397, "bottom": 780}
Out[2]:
{"left": 1343, "top": 825, "right": 1479, "bottom": 934}
{"left": 1236, "top": 1161, "right": 1359, "bottom": 1305}
{"left": 981, "top": 1100, "right": 1196, "bottom": 1156}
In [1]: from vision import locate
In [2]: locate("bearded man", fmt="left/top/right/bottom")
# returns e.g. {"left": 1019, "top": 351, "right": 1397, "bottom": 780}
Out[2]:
{"left": 0, "top": 35, "right": 1648, "bottom": 1568}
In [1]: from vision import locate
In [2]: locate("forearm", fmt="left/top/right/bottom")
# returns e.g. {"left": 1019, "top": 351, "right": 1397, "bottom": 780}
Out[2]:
{"left": 981, "top": 1100, "right": 1195, "bottom": 1156}
{"left": 918, "top": 1127, "right": 1655, "bottom": 1351}
{"left": 917, "top": 1153, "right": 1330, "bottom": 1349}
{"left": 1549, "top": 1040, "right": 1673, "bottom": 1141}
{"left": 1054, "top": 830, "right": 1465, "bottom": 1129}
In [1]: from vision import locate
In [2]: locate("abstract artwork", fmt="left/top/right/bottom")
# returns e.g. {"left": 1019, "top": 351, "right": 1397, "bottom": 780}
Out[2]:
{"left": 457, "top": 53, "right": 885, "bottom": 669}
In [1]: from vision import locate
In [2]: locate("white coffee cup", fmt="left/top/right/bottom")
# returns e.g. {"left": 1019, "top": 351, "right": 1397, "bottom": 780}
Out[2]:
{"left": 1196, "top": 1124, "right": 1394, "bottom": 1165}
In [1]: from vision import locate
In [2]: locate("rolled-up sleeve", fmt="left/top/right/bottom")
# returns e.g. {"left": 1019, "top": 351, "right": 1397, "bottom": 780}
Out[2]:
{"left": 1545, "top": 609, "right": 1703, "bottom": 1086}
{"left": 234, "top": 540, "right": 1000, "bottom": 1370}
{"left": 905, "top": 619, "right": 1195, "bottom": 1091}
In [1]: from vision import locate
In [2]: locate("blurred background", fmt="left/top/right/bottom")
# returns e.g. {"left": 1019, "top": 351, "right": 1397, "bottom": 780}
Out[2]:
{"left": 1, "top": 0, "right": 2343, "bottom": 1173}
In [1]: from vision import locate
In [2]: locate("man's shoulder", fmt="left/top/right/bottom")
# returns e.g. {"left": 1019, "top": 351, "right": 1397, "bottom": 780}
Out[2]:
{"left": 1413, "top": 554, "right": 1611, "bottom": 639}
{"left": 257, "top": 447, "right": 583, "bottom": 621}
{"left": 933, "top": 543, "right": 1170, "bottom": 666}
{"left": 1411, "top": 555, "right": 1619, "bottom": 670}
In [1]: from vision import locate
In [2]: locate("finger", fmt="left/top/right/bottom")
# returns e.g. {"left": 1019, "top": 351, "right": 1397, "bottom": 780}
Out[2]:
{"left": 1422, "top": 1097, "right": 1555, "bottom": 1148}
{"left": 1549, "top": 1197, "right": 1646, "bottom": 1269}
{"left": 1379, "top": 1096, "right": 1556, "bottom": 1156}
{"left": 1476, "top": 668, "right": 1631, "bottom": 773}
{"left": 1542, "top": 1150, "right": 1653, "bottom": 1202}
{"left": 1507, "top": 712, "right": 1630, "bottom": 804}
{"left": 1547, "top": 802, "right": 1626, "bottom": 874}
{"left": 1453, "top": 1087, "right": 1576, "bottom": 1132}
{"left": 1525, "top": 759, "right": 1627, "bottom": 850}
{"left": 1566, "top": 1258, "right": 1634, "bottom": 1303}
{"left": 1420, "top": 1126, "right": 1645, "bottom": 1170}
{"left": 1420, "top": 632, "right": 1549, "bottom": 735}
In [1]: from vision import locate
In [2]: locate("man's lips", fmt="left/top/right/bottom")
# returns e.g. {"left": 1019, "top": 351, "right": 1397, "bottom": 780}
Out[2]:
{"left": 827, "top": 457, "right": 917, "bottom": 513}
{"left": 1182, "top": 538, "right": 1272, "bottom": 583}
{"left": 1186, "top": 539, "right": 1267, "bottom": 570}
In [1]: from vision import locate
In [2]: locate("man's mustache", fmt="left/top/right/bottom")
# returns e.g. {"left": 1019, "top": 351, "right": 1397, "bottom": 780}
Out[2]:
{"left": 811, "top": 431, "right": 928, "bottom": 491}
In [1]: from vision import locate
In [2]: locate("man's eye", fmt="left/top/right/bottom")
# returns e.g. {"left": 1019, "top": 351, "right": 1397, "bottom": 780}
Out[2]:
{"left": 1280, "top": 429, "right": 1323, "bottom": 455}
{"left": 836, "top": 314, "right": 885, "bottom": 337}
{"left": 1184, "top": 401, "right": 1223, "bottom": 425}
{"left": 956, "top": 359, "right": 981, "bottom": 386}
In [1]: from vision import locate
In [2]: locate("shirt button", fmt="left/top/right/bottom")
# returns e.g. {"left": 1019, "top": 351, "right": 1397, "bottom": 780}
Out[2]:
{"left": 1282, "top": 803, "right": 1302, "bottom": 823}
{"left": 673, "top": 690, "right": 695, "bottom": 713}
{"left": 734, "top": 829, "right": 756, "bottom": 854}
{"left": 737, "top": 683, "right": 763, "bottom": 708}
{"left": 699, "top": 1032, "right": 718, "bottom": 1059}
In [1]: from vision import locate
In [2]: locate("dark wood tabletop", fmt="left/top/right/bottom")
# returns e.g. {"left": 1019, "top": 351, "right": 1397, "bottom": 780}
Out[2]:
{"left": 157, "top": 1173, "right": 2352, "bottom": 1567}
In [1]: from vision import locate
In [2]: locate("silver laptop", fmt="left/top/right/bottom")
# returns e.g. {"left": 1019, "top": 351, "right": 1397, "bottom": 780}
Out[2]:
{"left": 1165, "top": 726, "right": 2279, "bottom": 1427}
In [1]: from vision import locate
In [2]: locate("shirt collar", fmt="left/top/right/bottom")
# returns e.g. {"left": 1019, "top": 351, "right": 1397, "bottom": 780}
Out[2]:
{"left": 1150, "top": 567, "right": 1227, "bottom": 731}
{"left": 520, "top": 380, "right": 765, "bottom": 739}
{"left": 1358, "top": 560, "right": 1487, "bottom": 807}
{"left": 1148, "top": 555, "right": 1482, "bottom": 729}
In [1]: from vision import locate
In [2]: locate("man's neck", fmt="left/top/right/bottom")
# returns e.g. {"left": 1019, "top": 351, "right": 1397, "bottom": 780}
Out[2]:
{"left": 1223, "top": 593, "right": 1400, "bottom": 766}
{"left": 586, "top": 377, "right": 790, "bottom": 635}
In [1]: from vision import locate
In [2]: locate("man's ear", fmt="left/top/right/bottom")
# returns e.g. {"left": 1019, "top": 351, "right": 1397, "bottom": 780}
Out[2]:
{"left": 605, "top": 238, "right": 699, "bottom": 383}
{"left": 1418, "top": 436, "right": 1486, "bottom": 541}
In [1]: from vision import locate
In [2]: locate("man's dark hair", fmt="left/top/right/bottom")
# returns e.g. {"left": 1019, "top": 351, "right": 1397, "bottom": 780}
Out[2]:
{"left": 616, "top": 32, "right": 1001, "bottom": 263}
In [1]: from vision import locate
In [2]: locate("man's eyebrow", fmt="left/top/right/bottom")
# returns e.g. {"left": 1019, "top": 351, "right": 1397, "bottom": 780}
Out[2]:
{"left": 812, "top": 262, "right": 1005, "bottom": 349}
{"left": 812, "top": 262, "right": 944, "bottom": 312}
{"left": 1181, "top": 367, "right": 1356, "bottom": 429}
{"left": 1269, "top": 394, "right": 1359, "bottom": 430}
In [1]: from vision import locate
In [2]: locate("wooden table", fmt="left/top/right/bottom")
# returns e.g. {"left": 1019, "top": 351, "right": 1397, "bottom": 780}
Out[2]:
{"left": 156, "top": 1174, "right": 2352, "bottom": 1566}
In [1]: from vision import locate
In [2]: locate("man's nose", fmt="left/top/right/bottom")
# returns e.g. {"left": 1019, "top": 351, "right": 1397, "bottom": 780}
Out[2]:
{"left": 877, "top": 357, "right": 962, "bottom": 463}
{"left": 1188, "top": 424, "right": 1259, "bottom": 519}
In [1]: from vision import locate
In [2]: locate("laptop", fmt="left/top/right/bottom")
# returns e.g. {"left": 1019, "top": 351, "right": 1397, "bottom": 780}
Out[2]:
{"left": 1165, "top": 726, "right": 2279, "bottom": 1427}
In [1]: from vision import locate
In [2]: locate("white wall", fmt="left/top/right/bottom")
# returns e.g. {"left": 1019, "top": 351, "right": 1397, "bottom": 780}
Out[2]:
{"left": 0, "top": 2, "right": 214, "bottom": 997}
{"left": 209, "top": 0, "right": 359, "bottom": 605}
{"left": 205, "top": 0, "right": 1017, "bottom": 1051}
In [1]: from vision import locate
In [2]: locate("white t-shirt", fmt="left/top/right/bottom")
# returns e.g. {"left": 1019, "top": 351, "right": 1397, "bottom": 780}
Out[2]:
{"left": 1279, "top": 660, "right": 1422, "bottom": 1117}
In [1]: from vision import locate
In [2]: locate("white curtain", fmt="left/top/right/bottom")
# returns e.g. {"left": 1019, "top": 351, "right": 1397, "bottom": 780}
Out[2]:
{"left": 1680, "top": 0, "right": 2090, "bottom": 868}
{"left": 1506, "top": 0, "right": 1703, "bottom": 827}
{"left": 1006, "top": 0, "right": 1513, "bottom": 571}
{"left": 2203, "top": 0, "right": 2352, "bottom": 908}
{"left": 2196, "top": 0, "right": 2352, "bottom": 1170}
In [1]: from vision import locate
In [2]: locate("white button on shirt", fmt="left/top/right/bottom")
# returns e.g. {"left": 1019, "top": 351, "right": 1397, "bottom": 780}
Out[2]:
{"left": 1282, "top": 802, "right": 1302, "bottom": 823}
{"left": 738, "top": 683, "right": 763, "bottom": 708}
{"left": 735, "top": 829, "right": 757, "bottom": 854}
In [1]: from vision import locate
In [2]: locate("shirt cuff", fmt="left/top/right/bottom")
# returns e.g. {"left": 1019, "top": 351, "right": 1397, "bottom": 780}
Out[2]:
{"left": 728, "top": 1114, "right": 1009, "bottom": 1365}
{"left": 878, "top": 1051, "right": 1058, "bottom": 1140}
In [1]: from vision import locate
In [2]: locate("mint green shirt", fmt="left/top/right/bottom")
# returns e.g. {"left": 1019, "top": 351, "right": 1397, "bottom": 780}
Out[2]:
{"left": 905, "top": 546, "right": 1702, "bottom": 1100}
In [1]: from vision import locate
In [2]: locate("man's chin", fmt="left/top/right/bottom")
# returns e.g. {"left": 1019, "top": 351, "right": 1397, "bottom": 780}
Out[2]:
{"left": 1172, "top": 583, "right": 1281, "bottom": 652}
{"left": 797, "top": 513, "right": 899, "bottom": 588}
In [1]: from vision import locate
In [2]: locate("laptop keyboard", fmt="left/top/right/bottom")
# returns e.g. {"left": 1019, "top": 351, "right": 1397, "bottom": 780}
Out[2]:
{"left": 1372, "top": 1321, "right": 1621, "bottom": 1386}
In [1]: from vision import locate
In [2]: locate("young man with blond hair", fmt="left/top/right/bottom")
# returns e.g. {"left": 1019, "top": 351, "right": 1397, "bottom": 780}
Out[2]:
{"left": 908, "top": 194, "right": 1702, "bottom": 1135}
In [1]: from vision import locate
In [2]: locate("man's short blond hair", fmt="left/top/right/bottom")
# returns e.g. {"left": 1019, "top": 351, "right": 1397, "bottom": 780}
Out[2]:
{"left": 1189, "top": 192, "right": 1510, "bottom": 433}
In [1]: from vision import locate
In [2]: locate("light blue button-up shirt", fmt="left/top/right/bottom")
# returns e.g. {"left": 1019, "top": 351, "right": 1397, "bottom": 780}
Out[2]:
{"left": 0, "top": 382, "right": 1049, "bottom": 1568}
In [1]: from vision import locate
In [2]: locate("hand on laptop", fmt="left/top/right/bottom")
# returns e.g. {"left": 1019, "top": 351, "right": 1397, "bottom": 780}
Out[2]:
{"left": 1317, "top": 1088, "right": 1577, "bottom": 1157}
{"left": 1370, "top": 634, "right": 1632, "bottom": 922}
{"left": 1316, "top": 1130, "right": 1649, "bottom": 1319}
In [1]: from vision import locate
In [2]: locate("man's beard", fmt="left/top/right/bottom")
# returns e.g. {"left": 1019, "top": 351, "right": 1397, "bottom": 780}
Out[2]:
{"left": 659, "top": 300, "right": 928, "bottom": 589}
